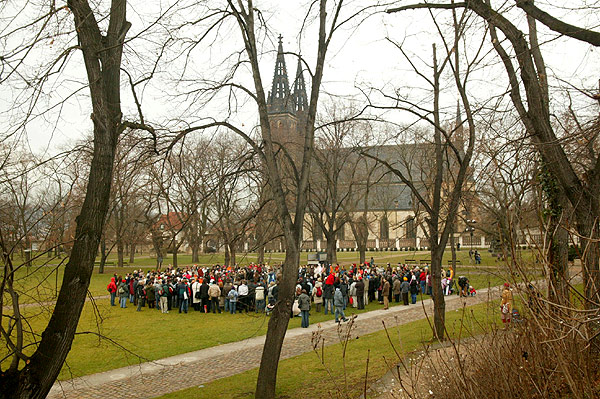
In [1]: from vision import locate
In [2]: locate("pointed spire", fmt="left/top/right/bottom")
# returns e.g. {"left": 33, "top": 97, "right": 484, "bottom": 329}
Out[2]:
{"left": 292, "top": 56, "right": 308, "bottom": 114}
{"left": 267, "top": 35, "right": 294, "bottom": 114}
{"left": 454, "top": 100, "right": 465, "bottom": 151}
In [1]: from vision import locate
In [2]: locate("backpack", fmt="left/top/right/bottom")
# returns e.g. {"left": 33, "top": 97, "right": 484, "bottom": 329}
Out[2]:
{"left": 316, "top": 286, "right": 322, "bottom": 297}
{"left": 118, "top": 286, "right": 125, "bottom": 294}
{"left": 107, "top": 284, "right": 111, "bottom": 293}
{"left": 158, "top": 288, "right": 164, "bottom": 296}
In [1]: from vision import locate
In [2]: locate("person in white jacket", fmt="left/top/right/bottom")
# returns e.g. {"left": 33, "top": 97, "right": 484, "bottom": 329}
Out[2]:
{"left": 191, "top": 278, "right": 201, "bottom": 311}
{"left": 349, "top": 279, "right": 358, "bottom": 308}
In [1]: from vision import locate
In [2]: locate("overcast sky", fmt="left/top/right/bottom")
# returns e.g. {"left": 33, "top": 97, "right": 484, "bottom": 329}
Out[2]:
{"left": 2, "top": 1, "right": 598, "bottom": 154}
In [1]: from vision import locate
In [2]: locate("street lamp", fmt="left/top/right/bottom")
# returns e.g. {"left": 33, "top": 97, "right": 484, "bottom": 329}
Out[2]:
{"left": 465, "top": 219, "right": 476, "bottom": 253}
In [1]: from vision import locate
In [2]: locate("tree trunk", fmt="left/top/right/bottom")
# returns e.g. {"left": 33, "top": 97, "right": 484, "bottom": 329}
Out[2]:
{"left": 224, "top": 244, "right": 230, "bottom": 267}
{"left": 191, "top": 244, "right": 199, "bottom": 263}
{"left": 326, "top": 235, "right": 337, "bottom": 265}
{"left": 129, "top": 243, "right": 135, "bottom": 264}
{"left": 255, "top": 244, "right": 299, "bottom": 398}
{"left": 0, "top": 1, "right": 128, "bottom": 393}
{"left": 172, "top": 239, "right": 178, "bottom": 269}
{"left": 430, "top": 243, "right": 446, "bottom": 341}
{"left": 117, "top": 239, "right": 124, "bottom": 267}
{"left": 230, "top": 243, "right": 237, "bottom": 266}
{"left": 98, "top": 239, "right": 107, "bottom": 274}
{"left": 257, "top": 245, "right": 265, "bottom": 264}
{"left": 359, "top": 245, "right": 366, "bottom": 265}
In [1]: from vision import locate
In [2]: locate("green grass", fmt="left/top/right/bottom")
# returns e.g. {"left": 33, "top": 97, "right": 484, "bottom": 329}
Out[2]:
{"left": 157, "top": 300, "right": 502, "bottom": 399}
{"left": 2, "top": 266, "right": 508, "bottom": 381}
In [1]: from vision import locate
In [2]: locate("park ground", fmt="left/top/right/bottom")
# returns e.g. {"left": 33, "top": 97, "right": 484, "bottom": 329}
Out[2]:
{"left": 2, "top": 249, "right": 543, "bottom": 398}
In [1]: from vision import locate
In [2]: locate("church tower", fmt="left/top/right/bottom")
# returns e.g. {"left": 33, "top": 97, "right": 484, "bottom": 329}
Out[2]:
{"left": 266, "top": 36, "right": 307, "bottom": 158}
{"left": 292, "top": 56, "right": 308, "bottom": 125}
{"left": 453, "top": 101, "right": 465, "bottom": 152}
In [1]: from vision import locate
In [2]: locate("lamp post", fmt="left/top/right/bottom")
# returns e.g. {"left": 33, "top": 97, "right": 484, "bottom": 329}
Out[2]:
{"left": 465, "top": 219, "right": 476, "bottom": 253}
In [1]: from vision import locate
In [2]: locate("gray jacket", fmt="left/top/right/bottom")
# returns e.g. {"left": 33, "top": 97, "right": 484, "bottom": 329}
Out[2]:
{"left": 297, "top": 293, "right": 311, "bottom": 311}
{"left": 333, "top": 288, "right": 344, "bottom": 307}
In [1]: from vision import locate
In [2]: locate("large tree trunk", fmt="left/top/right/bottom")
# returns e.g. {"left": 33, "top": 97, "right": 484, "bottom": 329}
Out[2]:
{"left": 326, "top": 234, "right": 337, "bottom": 265}
{"left": 230, "top": 243, "right": 237, "bottom": 267}
{"left": 129, "top": 243, "right": 135, "bottom": 264}
{"left": 430, "top": 243, "right": 446, "bottom": 340}
{"left": 358, "top": 244, "right": 366, "bottom": 265}
{"left": 224, "top": 244, "right": 231, "bottom": 267}
{"left": 257, "top": 245, "right": 265, "bottom": 264}
{"left": 0, "top": 2, "right": 128, "bottom": 395}
{"left": 172, "top": 238, "right": 178, "bottom": 269}
{"left": 191, "top": 243, "right": 199, "bottom": 263}
{"left": 255, "top": 244, "right": 299, "bottom": 398}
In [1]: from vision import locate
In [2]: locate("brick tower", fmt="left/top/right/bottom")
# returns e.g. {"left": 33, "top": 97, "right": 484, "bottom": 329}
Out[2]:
{"left": 266, "top": 36, "right": 308, "bottom": 160}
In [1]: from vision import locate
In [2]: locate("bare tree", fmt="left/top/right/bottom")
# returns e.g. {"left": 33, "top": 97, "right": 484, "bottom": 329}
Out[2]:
{"left": 364, "top": 8, "right": 479, "bottom": 339}
{"left": 0, "top": 0, "right": 172, "bottom": 395}
{"left": 388, "top": 0, "right": 600, "bottom": 323}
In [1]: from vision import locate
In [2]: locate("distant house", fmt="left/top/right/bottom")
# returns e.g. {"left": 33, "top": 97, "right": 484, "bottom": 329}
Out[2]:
{"left": 154, "top": 212, "right": 189, "bottom": 253}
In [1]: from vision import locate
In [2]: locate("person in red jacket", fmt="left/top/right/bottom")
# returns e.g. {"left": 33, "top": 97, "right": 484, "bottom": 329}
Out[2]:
{"left": 107, "top": 277, "right": 117, "bottom": 306}
{"left": 419, "top": 269, "right": 427, "bottom": 294}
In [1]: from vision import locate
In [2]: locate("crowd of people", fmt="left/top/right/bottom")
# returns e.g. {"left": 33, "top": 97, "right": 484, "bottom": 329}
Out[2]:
{"left": 106, "top": 260, "right": 475, "bottom": 328}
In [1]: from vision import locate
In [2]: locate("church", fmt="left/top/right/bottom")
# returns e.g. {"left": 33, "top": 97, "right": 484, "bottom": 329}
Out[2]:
{"left": 260, "top": 37, "right": 481, "bottom": 255}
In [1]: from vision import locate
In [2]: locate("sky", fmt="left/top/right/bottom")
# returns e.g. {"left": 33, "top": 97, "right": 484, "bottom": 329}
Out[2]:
{"left": 1, "top": 1, "right": 598, "bottom": 155}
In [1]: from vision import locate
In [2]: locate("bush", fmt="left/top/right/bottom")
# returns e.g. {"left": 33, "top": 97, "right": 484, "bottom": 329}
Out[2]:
{"left": 393, "top": 287, "right": 600, "bottom": 399}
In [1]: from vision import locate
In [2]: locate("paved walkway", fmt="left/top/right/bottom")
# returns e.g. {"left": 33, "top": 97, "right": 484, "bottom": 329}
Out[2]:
{"left": 47, "top": 284, "right": 504, "bottom": 399}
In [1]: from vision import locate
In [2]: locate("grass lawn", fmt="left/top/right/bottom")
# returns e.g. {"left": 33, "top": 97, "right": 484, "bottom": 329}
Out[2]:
{"left": 157, "top": 300, "right": 503, "bottom": 399}
{"left": 2, "top": 266, "right": 509, "bottom": 381}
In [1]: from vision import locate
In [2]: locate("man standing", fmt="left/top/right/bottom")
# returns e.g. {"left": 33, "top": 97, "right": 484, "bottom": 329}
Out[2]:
{"left": 255, "top": 281, "right": 266, "bottom": 313}
{"left": 160, "top": 279, "right": 169, "bottom": 313}
{"left": 400, "top": 277, "right": 409, "bottom": 305}
{"left": 333, "top": 285, "right": 349, "bottom": 323}
{"left": 238, "top": 280, "right": 249, "bottom": 313}
{"left": 297, "top": 289, "right": 311, "bottom": 328}
{"left": 199, "top": 278, "right": 210, "bottom": 313}
{"left": 323, "top": 273, "right": 335, "bottom": 315}
{"left": 135, "top": 279, "right": 146, "bottom": 311}
{"left": 118, "top": 279, "right": 128, "bottom": 308}
{"left": 393, "top": 276, "right": 401, "bottom": 303}
{"left": 208, "top": 280, "right": 221, "bottom": 313}
{"left": 382, "top": 277, "right": 391, "bottom": 310}
{"left": 177, "top": 279, "right": 190, "bottom": 314}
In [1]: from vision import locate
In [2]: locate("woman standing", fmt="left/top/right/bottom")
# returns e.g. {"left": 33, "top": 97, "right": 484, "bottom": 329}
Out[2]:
{"left": 500, "top": 283, "right": 513, "bottom": 327}
{"left": 312, "top": 278, "right": 323, "bottom": 312}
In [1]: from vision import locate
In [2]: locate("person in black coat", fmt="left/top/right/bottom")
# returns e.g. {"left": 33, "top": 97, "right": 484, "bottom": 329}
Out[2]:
{"left": 355, "top": 277, "right": 365, "bottom": 309}
{"left": 199, "top": 279, "right": 210, "bottom": 313}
